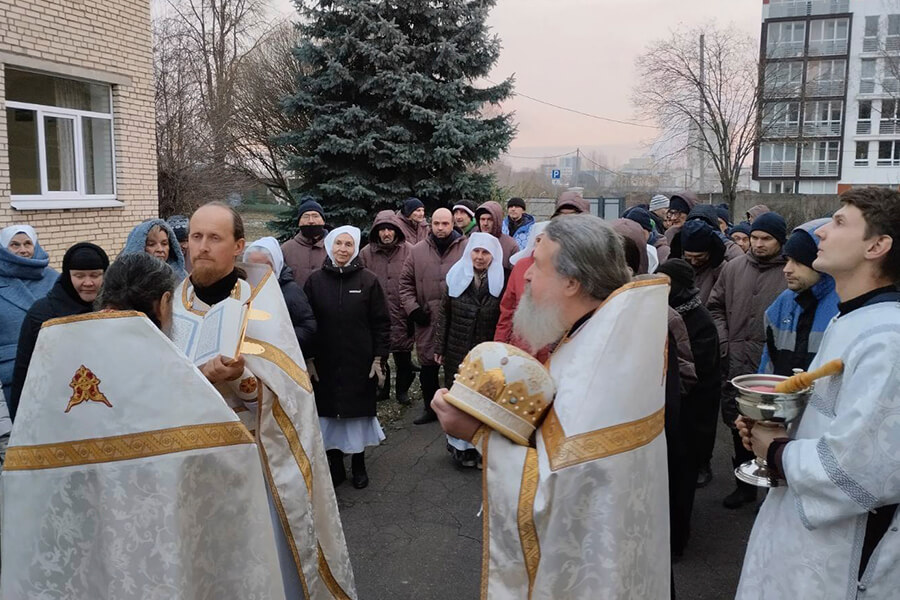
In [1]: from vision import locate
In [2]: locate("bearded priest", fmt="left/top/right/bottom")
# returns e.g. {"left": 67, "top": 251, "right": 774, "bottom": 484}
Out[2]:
{"left": 433, "top": 214, "right": 672, "bottom": 599}
{"left": 174, "top": 202, "right": 356, "bottom": 600}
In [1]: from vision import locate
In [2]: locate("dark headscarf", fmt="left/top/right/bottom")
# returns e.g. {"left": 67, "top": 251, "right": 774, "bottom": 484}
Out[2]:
{"left": 61, "top": 242, "right": 109, "bottom": 306}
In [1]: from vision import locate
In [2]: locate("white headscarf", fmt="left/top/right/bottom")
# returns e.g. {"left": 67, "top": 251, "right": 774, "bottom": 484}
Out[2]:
{"left": 1, "top": 225, "right": 38, "bottom": 249}
{"left": 445, "top": 232, "right": 504, "bottom": 298}
{"left": 509, "top": 220, "right": 549, "bottom": 266}
{"left": 244, "top": 236, "right": 285, "bottom": 275}
{"left": 324, "top": 225, "right": 361, "bottom": 266}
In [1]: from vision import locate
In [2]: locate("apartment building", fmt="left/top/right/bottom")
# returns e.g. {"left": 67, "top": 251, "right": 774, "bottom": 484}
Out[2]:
{"left": 754, "top": 0, "right": 900, "bottom": 194}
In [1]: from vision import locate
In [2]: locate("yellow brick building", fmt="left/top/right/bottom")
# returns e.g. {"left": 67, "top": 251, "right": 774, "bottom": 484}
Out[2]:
{"left": 0, "top": 0, "right": 157, "bottom": 267}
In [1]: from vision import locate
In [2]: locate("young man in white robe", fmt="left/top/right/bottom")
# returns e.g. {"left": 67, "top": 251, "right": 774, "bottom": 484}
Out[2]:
{"left": 173, "top": 202, "right": 357, "bottom": 600}
{"left": 433, "top": 214, "right": 672, "bottom": 599}
{"left": 736, "top": 186, "right": 900, "bottom": 599}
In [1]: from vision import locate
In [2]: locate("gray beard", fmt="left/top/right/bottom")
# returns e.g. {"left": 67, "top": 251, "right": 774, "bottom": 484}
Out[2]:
{"left": 512, "top": 287, "right": 567, "bottom": 352}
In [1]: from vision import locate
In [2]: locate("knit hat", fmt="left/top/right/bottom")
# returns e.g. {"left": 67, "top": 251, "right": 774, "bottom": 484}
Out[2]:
{"left": 401, "top": 197, "right": 425, "bottom": 217}
{"left": 297, "top": 197, "right": 325, "bottom": 220}
{"left": 452, "top": 199, "right": 477, "bottom": 217}
{"left": 669, "top": 196, "right": 692, "bottom": 215}
{"left": 623, "top": 207, "right": 653, "bottom": 233}
{"left": 649, "top": 195, "right": 669, "bottom": 211}
{"left": 750, "top": 212, "right": 787, "bottom": 245}
{"left": 656, "top": 258, "right": 696, "bottom": 292}
{"left": 167, "top": 215, "right": 189, "bottom": 243}
{"left": 730, "top": 222, "right": 751, "bottom": 237}
{"left": 61, "top": 242, "right": 110, "bottom": 307}
{"left": 507, "top": 197, "right": 526, "bottom": 210}
{"left": 715, "top": 206, "right": 731, "bottom": 227}
{"left": 782, "top": 229, "right": 818, "bottom": 269}
{"left": 681, "top": 219, "right": 718, "bottom": 252}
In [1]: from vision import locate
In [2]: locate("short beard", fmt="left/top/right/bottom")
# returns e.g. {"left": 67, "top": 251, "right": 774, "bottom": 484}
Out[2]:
{"left": 191, "top": 263, "right": 228, "bottom": 288}
{"left": 512, "top": 286, "right": 567, "bottom": 352}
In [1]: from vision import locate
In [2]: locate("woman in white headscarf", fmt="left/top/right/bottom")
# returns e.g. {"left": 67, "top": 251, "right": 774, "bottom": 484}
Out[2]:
{"left": 303, "top": 226, "right": 391, "bottom": 489}
{"left": 433, "top": 232, "right": 505, "bottom": 468}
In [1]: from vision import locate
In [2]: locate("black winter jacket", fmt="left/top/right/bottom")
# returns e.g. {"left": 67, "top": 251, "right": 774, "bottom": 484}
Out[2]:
{"left": 303, "top": 258, "right": 390, "bottom": 419}
{"left": 433, "top": 277, "right": 501, "bottom": 374}
{"left": 278, "top": 265, "right": 317, "bottom": 358}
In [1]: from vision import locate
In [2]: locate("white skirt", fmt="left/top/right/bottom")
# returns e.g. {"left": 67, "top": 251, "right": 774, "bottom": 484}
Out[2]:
{"left": 319, "top": 417, "right": 385, "bottom": 454}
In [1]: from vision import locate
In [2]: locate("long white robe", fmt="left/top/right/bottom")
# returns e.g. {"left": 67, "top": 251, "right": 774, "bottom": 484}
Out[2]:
{"left": 737, "top": 300, "right": 900, "bottom": 600}
{"left": 473, "top": 276, "right": 672, "bottom": 599}
{"left": 174, "top": 264, "right": 356, "bottom": 600}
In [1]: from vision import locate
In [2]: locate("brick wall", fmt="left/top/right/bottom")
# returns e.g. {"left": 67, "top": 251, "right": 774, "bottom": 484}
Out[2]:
{"left": 0, "top": 0, "right": 157, "bottom": 268}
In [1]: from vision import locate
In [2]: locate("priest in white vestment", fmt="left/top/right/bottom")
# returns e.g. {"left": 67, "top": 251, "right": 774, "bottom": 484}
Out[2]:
{"left": 1, "top": 253, "right": 286, "bottom": 599}
{"left": 434, "top": 214, "right": 672, "bottom": 599}
{"left": 173, "top": 203, "right": 356, "bottom": 600}
{"left": 736, "top": 189, "right": 900, "bottom": 599}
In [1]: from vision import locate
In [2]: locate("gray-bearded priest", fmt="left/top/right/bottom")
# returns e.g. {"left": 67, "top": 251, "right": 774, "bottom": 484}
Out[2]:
{"left": 433, "top": 214, "right": 671, "bottom": 599}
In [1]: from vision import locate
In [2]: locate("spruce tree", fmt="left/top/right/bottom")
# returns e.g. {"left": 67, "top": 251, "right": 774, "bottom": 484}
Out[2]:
{"left": 272, "top": 0, "right": 515, "bottom": 237}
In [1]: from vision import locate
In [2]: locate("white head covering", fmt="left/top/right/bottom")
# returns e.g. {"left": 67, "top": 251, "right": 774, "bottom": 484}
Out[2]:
{"left": 1, "top": 225, "right": 38, "bottom": 249}
{"left": 509, "top": 220, "right": 549, "bottom": 266}
{"left": 244, "top": 236, "right": 285, "bottom": 275}
{"left": 446, "top": 232, "right": 504, "bottom": 298}
{"left": 324, "top": 225, "right": 361, "bottom": 266}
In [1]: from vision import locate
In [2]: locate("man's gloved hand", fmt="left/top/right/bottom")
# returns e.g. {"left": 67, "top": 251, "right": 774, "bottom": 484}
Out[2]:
{"left": 409, "top": 307, "right": 430, "bottom": 326}
{"left": 369, "top": 358, "right": 386, "bottom": 388}
{"left": 307, "top": 358, "right": 319, "bottom": 382}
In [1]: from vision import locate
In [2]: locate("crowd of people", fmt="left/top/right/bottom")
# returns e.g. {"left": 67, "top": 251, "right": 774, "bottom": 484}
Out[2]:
{"left": 0, "top": 185, "right": 898, "bottom": 599}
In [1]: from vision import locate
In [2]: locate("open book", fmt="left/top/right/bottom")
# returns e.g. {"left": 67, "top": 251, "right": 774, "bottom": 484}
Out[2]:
{"left": 171, "top": 298, "right": 250, "bottom": 365}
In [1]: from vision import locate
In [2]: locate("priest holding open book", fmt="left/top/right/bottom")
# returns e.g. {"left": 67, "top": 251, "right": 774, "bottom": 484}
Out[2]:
{"left": 173, "top": 202, "right": 357, "bottom": 600}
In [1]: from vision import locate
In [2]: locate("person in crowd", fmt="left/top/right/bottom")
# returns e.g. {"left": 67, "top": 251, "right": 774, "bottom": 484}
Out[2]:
{"left": 665, "top": 191, "right": 698, "bottom": 243}
{"left": 176, "top": 202, "right": 356, "bottom": 596}
{"left": 452, "top": 199, "right": 478, "bottom": 236}
{"left": 716, "top": 205, "right": 732, "bottom": 234}
{"left": 657, "top": 259, "right": 722, "bottom": 490}
{"left": 551, "top": 190, "right": 589, "bottom": 217}
{"left": 494, "top": 221, "right": 550, "bottom": 362}
{"left": 649, "top": 194, "right": 670, "bottom": 231}
{"left": 0, "top": 225, "right": 57, "bottom": 404}
{"left": 735, "top": 187, "right": 900, "bottom": 599}
{"left": 360, "top": 210, "right": 415, "bottom": 405}
{"left": 281, "top": 197, "right": 329, "bottom": 288}
{"left": 672, "top": 204, "right": 745, "bottom": 261}
{"left": 501, "top": 197, "right": 535, "bottom": 251}
{"left": 759, "top": 219, "right": 840, "bottom": 375}
{"left": 123, "top": 219, "right": 187, "bottom": 281}
{"left": 681, "top": 219, "right": 728, "bottom": 305}
{"left": 746, "top": 204, "right": 771, "bottom": 223}
{"left": 396, "top": 197, "right": 429, "bottom": 244}
{"left": 434, "top": 232, "right": 504, "bottom": 468}
{"left": 730, "top": 221, "right": 752, "bottom": 253}
{"left": 167, "top": 214, "right": 191, "bottom": 272}
{"left": 708, "top": 211, "right": 788, "bottom": 509}
{"left": 625, "top": 205, "right": 670, "bottom": 265}
{"left": 244, "top": 237, "right": 317, "bottom": 357}
{"left": 9, "top": 242, "right": 108, "bottom": 420}
{"left": 399, "top": 208, "right": 466, "bottom": 424}
{"left": 304, "top": 226, "right": 390, "bottom": 490}
{"left": 433, "top": 215, "right": 671, "bottom": 598}
{"left": 474, "top": 200, "right": 519, "bottom": 269}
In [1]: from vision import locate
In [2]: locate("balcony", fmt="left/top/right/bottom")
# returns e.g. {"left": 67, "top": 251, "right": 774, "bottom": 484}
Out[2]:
{"left": 764, "top": 84, "right": 802, "bottom": 99}
{"left": 880, "top": 120, "right": 900, "bottom": 135}
{"left": 884, "top": 79, "right": 900, "bottom": 94}
{"left": 800, "top": 160, "right": 839, "bottom": 176}
{"left": 767, "top": 41, "right": 805, "bottom": 59}
{"left": 803, "top": 121, "right": 842, "bottom": 136}
{"left": 860, "top": 79, "right": 876, "bottom": 94}
{"left": 808, "top": 39, "right": 849, "bottom": 56}
{"left": 888, "top": 36, "right": 900, "bottom": 53}
{"left": 857, "top": 120, "right": 872, "bottom": 134}
{"left": 806, "top": 80, "right": 845, "bottom": 96}
{"left": 769, "top": 1, "right": 848, "bottom": 18}
{"left": 759, "top": 162, "right": 798, "bottom": 177}
{"left": 809, "top": 0, "right": 849, "bottom": 16}
{"left": 863, "top": 37, "right": 880, "bottom": 53}
{"left": 764, "top": 123, "right": 801, "bottom": 137}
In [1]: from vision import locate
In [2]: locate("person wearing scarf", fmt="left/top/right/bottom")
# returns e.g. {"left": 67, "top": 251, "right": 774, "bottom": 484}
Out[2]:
{"left": 303, "top": 226, "right": 390, "bottom": 489}
{"left": 433, "top": 232, "right": 505, "bottom": 468}
{"left": 9, "top": 242, "right": 109, "bottom": 420}
{"left": 122, "top": 219, "right": 187, "bottom": 281}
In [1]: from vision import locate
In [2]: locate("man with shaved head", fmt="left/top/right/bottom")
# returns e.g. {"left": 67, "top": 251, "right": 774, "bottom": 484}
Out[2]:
{"left": 399, "top": 207, "right": 467, "bottom": 424}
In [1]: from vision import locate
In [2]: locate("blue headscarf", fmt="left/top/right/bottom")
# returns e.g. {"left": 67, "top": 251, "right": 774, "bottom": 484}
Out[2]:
{"left": 122, "top": 219, "right": 187, "bottom": 281}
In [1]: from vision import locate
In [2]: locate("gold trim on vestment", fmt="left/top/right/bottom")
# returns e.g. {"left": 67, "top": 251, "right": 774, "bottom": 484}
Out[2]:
{"left": 317, "top": 543, "right": 352, "bottom": 600}
{"left": 471, "top": 425, "right": 489, "bottom": 447}
{"left": 518, "top": 447, "right": 541, "bottom": 599}
{"left": 4, "top": 422, "right": 253, "bottom": 471}
{"left": 272, "top": 398, "right": 314, "bottom": 495}
{"left": 480, "top": 432, "right": 491, "bottom": 600}
{"left": 246, "top": 337, "right": 313, "bottom": 393}
{"left": 41, "top": 310, "right": 145, "bottom": 329}
{"left": 541, "top": 407, "right": 666, "bottom": 472}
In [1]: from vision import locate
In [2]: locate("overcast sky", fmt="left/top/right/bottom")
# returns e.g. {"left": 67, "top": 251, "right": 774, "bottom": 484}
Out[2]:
{"left": 275, "top": 0, "right": 764, "bottom": 166}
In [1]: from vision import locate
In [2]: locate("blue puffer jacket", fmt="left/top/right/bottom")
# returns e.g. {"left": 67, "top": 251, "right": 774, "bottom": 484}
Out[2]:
{"left": 501, "top": 213, "right": 536, "bottom": 251}
{"left": 759, "top": 220, "right": 840, "bottom": 375}
{"left": 0, "top": 245, "right": 58, "bottom": 401}
{"left": 122, "top": 219, "right": 187, "bottom": 281}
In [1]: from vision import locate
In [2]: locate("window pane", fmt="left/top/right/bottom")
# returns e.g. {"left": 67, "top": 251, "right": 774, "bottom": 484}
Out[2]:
{"left": 856, "top": 142, "right": 869, "bottom": 160}
{"left": 890, "top": 15, "right": 900, "bottom": 36}
{"left": 44, "top": 116, "right": 77, "bottom": 192}
{"left": 860, "top": 101, "right": 872, "bottom": 120}
{"left": 866, "top": 16, "right": 879, "bottom": 37}
{"left": 82, "top": 117, "right": 114, "bottom": 194}
{"left": 879, "top": 141, "right": 893, "bottom": 159}
{"left": 5, "top": 68, "right": 110, "bottom": 112}
{"left": 884, "top": 100, "right": 897, "bottom": 118}
{"left": 6, "top": 108, "right": 40, "bottom": 195}
{"left": 862, "top": 59, "right": 876, "bottom": 78}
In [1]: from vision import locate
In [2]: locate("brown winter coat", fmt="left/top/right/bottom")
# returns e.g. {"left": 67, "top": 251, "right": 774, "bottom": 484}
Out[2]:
{"left": 668, "top": 307, "right": 697, "bottom": 396}
{"left": 474, "top": 201, "right": 519, "bottom": 269}
{"left": 281, "top": 233, "right": 327, "bottom": 288}
{"left": 395, "top": 212, "right": 429, "bottom": 245}
{"left": 695, "top": 260, "right": 725, "bottom": 305}
{"left": 360, "top": 211, "right": 414, "bottom": 353}
{"left": 398, "top": 232, "right": 467, "bottom": 366}
{"left": 653, "top": 235, "right": 671, "bottom": 264}
{"left": 707, "top": 251, "right": 787, "bottom": 423}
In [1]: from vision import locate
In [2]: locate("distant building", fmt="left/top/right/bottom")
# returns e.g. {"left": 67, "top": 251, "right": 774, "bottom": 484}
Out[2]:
{"left": 1, "top": 0, "right": 157, "bottom": 265}
{"left": 754, "top": 0, "right": 900, "bottom": 194}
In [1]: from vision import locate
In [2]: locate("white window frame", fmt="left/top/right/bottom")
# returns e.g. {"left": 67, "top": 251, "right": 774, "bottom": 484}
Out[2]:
{"left": 855, "top": 141, "right": 870, "bottom": 166}
{"left": 763, "top": 101, "right": 801, "bottom": 136}
{"left": 803, "top": 100, "right": 843, "bottom": 136}
{"left": 6, "top": 77, "right": 120, "bottom": 210}
{"left": 767, "top": 21, "right": 806, "bottom": 58}
{"left": 877, "top": 139, "right": 900, "bottom": 167}
{"left": 808, "top": 18, "right": 849, "bottom": 56}
{"left": 765, "top": 62, "right": 803, "bottom": 97}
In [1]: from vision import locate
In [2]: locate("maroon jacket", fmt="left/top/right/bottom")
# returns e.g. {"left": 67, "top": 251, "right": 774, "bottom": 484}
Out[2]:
{"left": 395, "top": 212, "right": 428, "bottom": 245}
{"left": 360, "top": 211, "right": 414, "bottom": 353}
{"left": 474, "top": 201, "right": 518, "bottom": 269}
{"left": 398, "top": 232, "right": 467, "bottom": 366}
{"left": 281, "top": 233, "right": 327, "bottom": 288}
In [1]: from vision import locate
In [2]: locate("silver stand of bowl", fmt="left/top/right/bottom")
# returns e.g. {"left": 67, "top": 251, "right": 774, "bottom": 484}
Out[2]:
{"left": 731, "top": 374, "right": 812, "bottom": 488}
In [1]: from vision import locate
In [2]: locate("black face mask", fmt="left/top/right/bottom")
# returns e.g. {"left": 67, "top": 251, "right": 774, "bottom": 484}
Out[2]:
{"left": 300, "top": 224, "right": 325, "bottom": 240}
